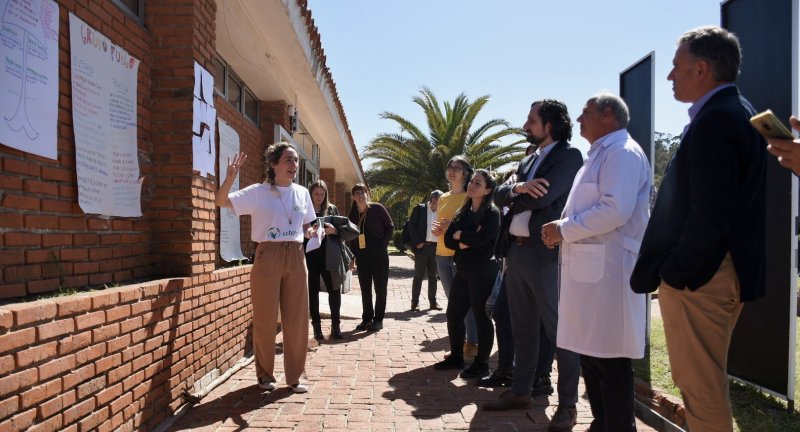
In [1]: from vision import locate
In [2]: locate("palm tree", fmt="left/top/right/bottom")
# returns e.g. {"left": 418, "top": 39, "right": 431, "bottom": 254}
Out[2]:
{"left": 364, "top": 87, "right": 526, "bottom": 214}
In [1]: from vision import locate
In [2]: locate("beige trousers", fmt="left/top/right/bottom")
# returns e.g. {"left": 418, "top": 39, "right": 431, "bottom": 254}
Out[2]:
{"left": 250, "top": 241, "right": 309, "bottom": 385}
{"left": 659, "top": 253, "right": 743, "bottom": 432}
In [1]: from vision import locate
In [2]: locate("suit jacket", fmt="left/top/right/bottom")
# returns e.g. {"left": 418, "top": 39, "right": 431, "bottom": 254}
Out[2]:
{"left": 408, "top": 202, "right": 431, "bottom": 251}
{"left": 630, "top": 86, "right": 767, "bottom": 301}
{"left": 494, "top": 140, "right": 584, "bottom": 259}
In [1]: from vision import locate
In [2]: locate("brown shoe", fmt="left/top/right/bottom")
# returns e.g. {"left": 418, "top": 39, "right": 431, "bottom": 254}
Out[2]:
{"left": 548, "top": 405, "right": 577, "bottom": 431}
{"left": 480, "top": 390, "right": 532, "bottom": 411}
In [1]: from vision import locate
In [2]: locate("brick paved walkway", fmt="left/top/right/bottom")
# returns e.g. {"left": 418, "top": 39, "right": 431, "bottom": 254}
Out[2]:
{"left": 167, "top": 254, "right": 656, "bottom": 431}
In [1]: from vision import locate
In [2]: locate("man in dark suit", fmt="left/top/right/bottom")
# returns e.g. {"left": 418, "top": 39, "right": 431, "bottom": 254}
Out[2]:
{"left": 409, "top": 190, "right": 443, "bottom": 310}
{"left": 631, "top": 26, "right": 767, "bottom": 430}
{"left": 483, "top": 99, "right": 583, "bottom": 432}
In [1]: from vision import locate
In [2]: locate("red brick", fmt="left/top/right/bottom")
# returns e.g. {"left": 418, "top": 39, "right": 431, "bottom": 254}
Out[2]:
{"left": 118, "top": 316, "right": 142, "bottom": 334}
{"left": 0, "top": 394, "right": 18, "bottom": 421}
{"left": 27, "top": 413, "right": 63, "bottom": 432}
{"left": 92, "top": 291, "right": 119, "bottom": 309}
{"left": 27, "top": 279, "right": 61, "bottom": 294}
{"left": 0, "top": 368, "right": 38, "bottom": 398}
{"left": 75, "top": 310, "right": 104, "bottom": 330}
{"left": 78, "top": 407, "right": 108, "bottom": 432}
{"left": 74, "top": 342, "right": 105, "bottom": 366}
{"left": 57, "top": 332, "right": 91, "bottom": 355}
{"left": 38, "top": 354, "right": 76, "bottom": 381}
{"left": 12, "top": 302, "right": 57, "bottom": 326}
{"left": 40, "top": 166, "right": 70, "bottom": 182}
{"left": 0, "top": 327, "right": 35, "bottom": 353}
{"left": 92, "top": 323, "right": 119, "bottom": 343}
{"left": 62, "top": 395, "right": 95, "bottom": 425}
{"left": 0, "top": 354, "right": 13, "bottom": 376}
{"left": 37, "top": 318, "right": 76, "bottom": 341}
{"left": 0, "top": 250, "right": 24, "bottom": 266}
{"left": 94, "top": 382, "right": 122, "bottom": 406}
{"left": 38, "top": 390, "right": 75, "bottom": 419}
{"left": 95, "top": 353, "right": 121, "bottom": 374}
{"left": 4, "top": 264, "right": 42, "bottom": 282}
{"left": 104, "top": 304, "right": 130, "bottom": 322}
{"left": 0, "top": 407, "right": 35, "bottom": 432}
{"left": 15, "top": 341, "right": 57, "bottom": 368}
{"left": 59, "top": 217, "right": 87, "bottom": 230}
{"left": 41, "top": 234, "right": 71, "bottom": 247}
{"left": 109, "top": 391, "right": 132, "bottom": 416}
{"left": 0, "top": 310, "right": 12, "bottom": 331}
{"left": 24, "top": 214, "right": 59, "bottom": 229}
{"left": 106, "top": 334, "right": 131, "bottom": 354}
{"left": 19, "top": 378, "right": 61, "bottom": 409}
{"left": 89, "top": 247, "right": 112, "bottom": 260}
{"left": 0, "top": 174, "right": 22, "bottom": 190}
{"left": 76, "top": 376, "right": 105, "bottom": 400}
{"left": 61, "top": 363, "right": 94, "bottom": 391}
{"left": 57, "top": 297, "right": 92, "bottom": 317}
{"left": 108, "top": 362, "right": 132, "bottom": 385}
{"left": 59, "top": 248, "right": 89, "bottom": 261}
{"left": 2, "top": 194, "right": 40, "bottom": 210}
{"left": 4, "top": 232, "right": 41, "bottom": 246}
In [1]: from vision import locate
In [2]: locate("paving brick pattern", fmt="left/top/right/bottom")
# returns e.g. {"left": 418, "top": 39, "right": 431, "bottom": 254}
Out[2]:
{"left": 168, "top": 255, "right": 656, "bottom": 431}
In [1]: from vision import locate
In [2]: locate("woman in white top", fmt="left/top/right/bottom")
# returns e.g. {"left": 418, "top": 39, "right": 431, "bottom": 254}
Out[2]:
{"left": 215, "top": 142, "right": 317, "bottom": 393}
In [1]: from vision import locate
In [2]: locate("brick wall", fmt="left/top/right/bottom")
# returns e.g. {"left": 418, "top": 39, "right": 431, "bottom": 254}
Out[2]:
{"left": 0, "top": 267, "right": 253, "bottom": 432}
{"left": 0, "top": 0, "right": 156, "bottom": 300}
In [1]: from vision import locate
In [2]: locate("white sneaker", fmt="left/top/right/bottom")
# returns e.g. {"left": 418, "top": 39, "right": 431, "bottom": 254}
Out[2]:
{"left": 258, "top": 377, "right": 276, "bottom": 390}
{"left": 290, "top": 383, "right": 308, "bottom": 393}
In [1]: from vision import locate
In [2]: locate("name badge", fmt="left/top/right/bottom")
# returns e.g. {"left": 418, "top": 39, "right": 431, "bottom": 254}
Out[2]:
{"left": 358, "top": 234, "right": 366, "bottom": 249}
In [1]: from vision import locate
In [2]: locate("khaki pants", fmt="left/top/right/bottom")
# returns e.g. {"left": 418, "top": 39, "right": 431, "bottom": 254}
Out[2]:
{"left": 250, "top": 241, "right": 309, "bottom": 385}
{"left": 660, "top": 253, "right": 743, "bottom": 432}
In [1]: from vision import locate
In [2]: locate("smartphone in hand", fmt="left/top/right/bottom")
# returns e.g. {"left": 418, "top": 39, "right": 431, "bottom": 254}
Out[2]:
{"left": 750, "top": 110, "right": 794, "bottom": 140}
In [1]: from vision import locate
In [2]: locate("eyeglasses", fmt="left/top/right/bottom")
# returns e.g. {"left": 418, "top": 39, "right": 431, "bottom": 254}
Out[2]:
{"left": 446, "top": 165, "right": 463, "bottom": 172}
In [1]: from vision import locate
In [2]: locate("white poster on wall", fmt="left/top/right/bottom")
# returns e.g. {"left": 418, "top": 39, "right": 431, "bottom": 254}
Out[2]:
{"left": 69, "top": 13, "right": 142, "bottom": 216}
{"left": 193, "top": 61, "right": 216, "bottom": 176}
{"left": 218, "top": 119, "right": 246, "bottom": 262}
{"left": 0, "top": 0, "right": 59, "bottom": 159}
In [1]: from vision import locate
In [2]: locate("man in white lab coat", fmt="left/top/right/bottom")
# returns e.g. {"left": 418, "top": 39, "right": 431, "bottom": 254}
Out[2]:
{"left": 541, "top": 93, "right": 651, "bottom": 432}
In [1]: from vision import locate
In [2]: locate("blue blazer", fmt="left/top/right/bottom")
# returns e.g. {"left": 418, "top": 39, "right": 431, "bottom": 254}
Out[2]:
{"left": 630, "top": 86, "right": 767, "bottom": 301}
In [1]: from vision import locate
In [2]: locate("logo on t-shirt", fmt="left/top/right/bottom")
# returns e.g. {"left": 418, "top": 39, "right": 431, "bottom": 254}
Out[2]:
{"left": 267, "top": 227, "right": 281, "bottom": 239}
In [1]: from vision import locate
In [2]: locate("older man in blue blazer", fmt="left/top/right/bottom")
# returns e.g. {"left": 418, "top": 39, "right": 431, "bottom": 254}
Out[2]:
{"left": 631, "top": 26, "right": 767, "bottom": 431}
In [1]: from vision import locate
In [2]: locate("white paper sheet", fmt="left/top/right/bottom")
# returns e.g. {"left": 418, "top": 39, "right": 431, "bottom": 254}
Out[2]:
{"left": 218, "top": 119, "right": 245, "bottom": 262}
{"left": 0, "top": 0, "right": 60, "bottom": 160}
{"left": 70, "top": 13, "right": 142, "bottom": 216}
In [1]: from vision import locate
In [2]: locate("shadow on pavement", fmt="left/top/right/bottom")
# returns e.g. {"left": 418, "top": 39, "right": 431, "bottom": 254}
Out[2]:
{"left": 168, "top": 383, "right": 294, "bottom": 431}
{"left": 383, "top": 366, "right": 548, "bottom": 430}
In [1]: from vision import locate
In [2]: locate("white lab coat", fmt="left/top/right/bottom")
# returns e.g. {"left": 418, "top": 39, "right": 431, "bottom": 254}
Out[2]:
{"left": 555, "top": 129, "right": 651, "bottom": 359}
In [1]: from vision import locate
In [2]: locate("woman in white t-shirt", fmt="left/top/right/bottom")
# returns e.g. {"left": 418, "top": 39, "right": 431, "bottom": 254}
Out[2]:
{"left": 215, "top": 142, "right": 317, "bottom": 394}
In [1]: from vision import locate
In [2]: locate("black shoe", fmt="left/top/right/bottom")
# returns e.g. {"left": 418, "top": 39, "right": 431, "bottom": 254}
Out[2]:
{"left": 430, "top": 303, "right": 442, "bottom": 310}
{"left": 433, "top": 355, "right": 465, "bottom": 370}
{"left": 410, "top": 303, "right": 420, "bottom": 311}
{"left": 331, "top": 323, "right": 343, "bottom": 339}
{"left": 460, "top": 362, "right": 490, "bottom": 379}
{"left": 367, "top": 321, "right": 383, "bottom": 332}
{"left": 477, "top": 368, "right": 513, "bottom": 387}
{"left": 532, "top": 375, "right": 554, "bottom": 397}
{"left": 312, "top": 323, "right": 324, "bottom": 340}
{"left": 355, "top": 321, "right": 371, "bottom": 331}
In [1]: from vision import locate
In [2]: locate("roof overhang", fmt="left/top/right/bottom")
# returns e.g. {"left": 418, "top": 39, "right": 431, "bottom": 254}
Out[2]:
{"left": 215, "top": 0, "right": 364, "bottom": 186}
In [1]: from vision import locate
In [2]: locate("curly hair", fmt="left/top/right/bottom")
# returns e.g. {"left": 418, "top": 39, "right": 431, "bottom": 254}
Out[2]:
{"left": 533, "top": 99, "right": 573, "bottom": 142}
{"left": 264, "top": 142, "right": 294, "bottom": 185}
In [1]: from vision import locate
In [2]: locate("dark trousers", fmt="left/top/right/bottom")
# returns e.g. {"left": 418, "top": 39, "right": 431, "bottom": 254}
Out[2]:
{"left": 580, "top": 355, "right": 637, "bottom": 432}
{"left": 355, "top": 252, "right": 389, "bottom": 323}
{"left": 446, "top": 262, "right": 497, "bottom": 364}
{"left": 493, "top": 275, "right": 555, "bottom": 377}
{"left": 411, "top": 242, "right": 438, "bottom": 306}
{"left": 307, "top": 258, "right": 340, "bottom": 325}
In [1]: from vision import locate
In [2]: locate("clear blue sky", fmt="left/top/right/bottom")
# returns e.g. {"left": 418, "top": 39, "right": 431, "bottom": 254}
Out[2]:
{"left": 307, "top": 0, "right": 721, "bottom": 159}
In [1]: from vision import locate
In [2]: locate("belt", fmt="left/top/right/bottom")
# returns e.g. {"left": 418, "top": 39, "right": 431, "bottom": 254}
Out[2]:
{"left": 510, "top": 235, "right": 530, "bottom": 246}
{"left": 425, "top": 241, "right": 437, "bottom": 245}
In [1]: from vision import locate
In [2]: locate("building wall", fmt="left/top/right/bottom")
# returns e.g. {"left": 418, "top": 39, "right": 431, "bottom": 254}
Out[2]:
{"left": 0, "top": 0, "right": 355, "bottom": 430}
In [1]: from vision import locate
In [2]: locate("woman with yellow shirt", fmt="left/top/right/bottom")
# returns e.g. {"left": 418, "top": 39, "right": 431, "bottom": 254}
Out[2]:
{"left": 432, "top": 155, "right": 479, "bottom": 357}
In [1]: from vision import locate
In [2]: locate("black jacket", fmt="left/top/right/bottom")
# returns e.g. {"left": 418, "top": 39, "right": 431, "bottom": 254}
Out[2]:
{"left": 408, "top": 202, "right": 431, "bottom": 251}
{"left": 630, "top": 86, "right": 767, "bottom": 302}
{"left": 493, "top": 140, "right": 583, "bottom": 258}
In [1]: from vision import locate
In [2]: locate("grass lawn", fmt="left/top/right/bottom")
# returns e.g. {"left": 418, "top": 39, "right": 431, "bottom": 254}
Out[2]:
{"left": 634, "top": 315, "right": 800, "bottom": 431}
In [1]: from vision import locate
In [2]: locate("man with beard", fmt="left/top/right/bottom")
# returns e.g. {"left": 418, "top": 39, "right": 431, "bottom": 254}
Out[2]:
{"left": 484, "top": 99, "right": 583, "bottom": 432}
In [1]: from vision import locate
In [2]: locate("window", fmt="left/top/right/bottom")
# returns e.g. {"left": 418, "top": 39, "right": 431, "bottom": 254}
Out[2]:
{"left": 112, "top": 0, "right": 143, "bottom": 19}
{"left": 213, "top": 58, "right": 226, "bottom": 97}
{"left": 244, "top": 89, "right": 259, "bottom": 123}
{"left": 228, "top": 74, "right": 242, "bottom": 112}
{"left": 215, "top": 58, "right": 259, "bottom": 125}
